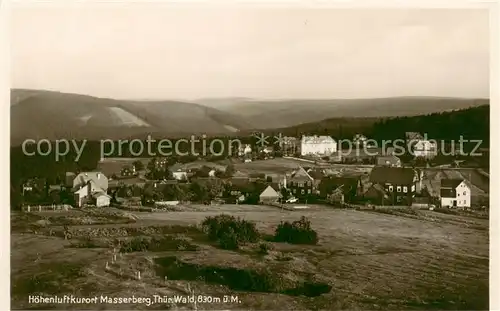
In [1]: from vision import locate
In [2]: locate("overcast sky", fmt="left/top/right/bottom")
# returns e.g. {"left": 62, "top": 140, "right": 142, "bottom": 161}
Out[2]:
{"left": 11, "top": 6, "right": 489, "bottom": 100}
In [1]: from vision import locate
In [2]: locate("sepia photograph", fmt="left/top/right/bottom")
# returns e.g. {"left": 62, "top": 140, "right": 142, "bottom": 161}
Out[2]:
{"left": 8, "top": 2, "right": 492, "bottom": 310}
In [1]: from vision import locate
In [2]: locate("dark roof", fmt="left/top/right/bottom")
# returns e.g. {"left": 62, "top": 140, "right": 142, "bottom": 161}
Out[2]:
{"left": 190, "top": 177, "right": 221, "bottom": 186}
{"left": 369, "top": 167, "right": 415, "bottom": 185}
{"left": 440, "top": 179, "right": 464, "bottom": 189}
{"left": 376, "top": 155, "right": 401, "bottom": 166}
{"left": 306, "top": 168, "right": 326, "bottom": 180}
{"left": 226, "top": 178, "right": 252, "bottom": 192}
{"left": 440, "top": 189, "right": 456, "bottom": 198}
{"left": 319, "top": 177, "right": 359, "bottom": 194}
{"left": 364, "top": 183, "right": 388, "bottom": 199}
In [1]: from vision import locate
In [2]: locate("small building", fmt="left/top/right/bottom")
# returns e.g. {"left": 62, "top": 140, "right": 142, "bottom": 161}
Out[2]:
{"left": 224, "top": 177, "right": 253, "bottom": 203}
{"left": 440, "top": 179, "right": 471, "bottom": 208}
{"left": 172, "top": 169, "right": 188, "bottom": 181}
{"left": 259, "top": 185, "right": 281, "bottom": 204}
{"left": 319, "top": 176, "right": 363, "bottom": 204}
{"left": 363, "top": 183, "right": 390, "bottom": 205}
{"left": 121, "top": 165, "right": 136, "bottom": 177}
{"left": 376, "top": 155, "right": 402, "bottom": 167}
{"left": 93, "top": 191, "right": 111, "bottom": 207}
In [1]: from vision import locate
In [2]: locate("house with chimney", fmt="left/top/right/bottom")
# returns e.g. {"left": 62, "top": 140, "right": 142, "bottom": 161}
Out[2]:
{"left": 66, "top": 172, "right": 110, "bottom": 208}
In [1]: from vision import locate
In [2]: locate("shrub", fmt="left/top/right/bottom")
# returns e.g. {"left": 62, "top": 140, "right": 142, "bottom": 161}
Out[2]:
{"left": 258, "top": 242, "right": 272, "bottom": 255}
{"left": 120, "top": 237, "right": 150, "bottom": 253}
{"left": 274, "top": 216, "right": 318, "bottom": 245}
{"left": 201, "top": 214, "right": 260, "bottom": 249}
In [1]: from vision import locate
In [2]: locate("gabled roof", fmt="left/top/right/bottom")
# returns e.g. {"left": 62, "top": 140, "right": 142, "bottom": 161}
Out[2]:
{"left": 440, "top": 178, "right": 465, "bottom": 189}
{"left": 365, "top": 183, "right": 389, "bottom": 198}
{"left": 305, "top": 168, "right": 326, "bottom": 180}
{"left": 369, "top": 167, "right": 415, "bottom": 185}
{"left": 290, "top": 166, "right": 314, "bottom": 181}
{"left": 74, "top": 172, "right": 107, "bottom": 188}
{"left": 259, "top": 185, "right": 280, "bottom": 198}
{"left": 406, "top": 132, "right": 423, "bottom": 140}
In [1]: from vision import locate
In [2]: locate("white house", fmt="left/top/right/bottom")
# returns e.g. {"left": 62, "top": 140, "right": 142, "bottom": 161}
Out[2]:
{"left": 300, "top": 135, "right": 337, "bottom": 156}
{"left": 440, "top": 179, "right": 471, "bottom": 208}
{"left": 413, "top": 140, "right": 438, "bottom": 158}
{"left": 405, "top": 132, "right": 437, "bottom": 158}
{"left": 172, "top": 169, "right": 188, "bottom": 181}
{"left": 67, "top": 172, "right": 110, "bottom": 208}
{"left": 238, "top": 144, "right": 252, "bottom": 156}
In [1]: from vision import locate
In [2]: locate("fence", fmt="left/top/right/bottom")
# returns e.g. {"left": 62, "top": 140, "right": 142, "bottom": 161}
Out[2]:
{"left": 22, "top": 204, "right": 73, "bottom": 212}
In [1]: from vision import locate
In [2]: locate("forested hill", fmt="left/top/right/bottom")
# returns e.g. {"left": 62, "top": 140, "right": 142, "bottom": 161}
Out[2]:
{"left": 370, "top": 104, "right": 489, "bottom": 144}
{"left": 274, "top": 105, "right": 489, "bottom": 145}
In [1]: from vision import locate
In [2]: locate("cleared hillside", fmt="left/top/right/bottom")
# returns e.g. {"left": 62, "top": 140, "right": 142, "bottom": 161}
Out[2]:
{"left": 10, "top": 89, "right": 254, "bottom": 144}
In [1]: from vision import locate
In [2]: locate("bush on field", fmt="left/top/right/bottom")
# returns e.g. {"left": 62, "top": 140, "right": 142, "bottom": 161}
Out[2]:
{"left": 274, "top": 216, "right": 318, "bottom": 245}
{"left": 201, "top": 214, "right": 260, "bottom": 250}
{"left": 258, "top": 242, "right": 272, "bottom": 255}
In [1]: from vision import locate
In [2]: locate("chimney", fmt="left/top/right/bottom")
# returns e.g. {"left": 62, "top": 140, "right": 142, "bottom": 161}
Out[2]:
{"left": 87, "top": 180, "right": 91, "bottom": 197}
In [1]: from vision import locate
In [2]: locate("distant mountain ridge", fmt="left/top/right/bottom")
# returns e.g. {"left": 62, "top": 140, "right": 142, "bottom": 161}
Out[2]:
{"left": 194, "top": 96, "right": 488, "bottom": 129}
{"left": 10, "top": 89, "right": 488, "bottom": 145}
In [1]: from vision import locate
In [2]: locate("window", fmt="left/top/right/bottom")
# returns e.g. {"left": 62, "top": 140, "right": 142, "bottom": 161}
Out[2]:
{"left": 411, "top": 185, "right": 415, "bottom": 192}
{"left": 458, "top": 193, "right": 460, "bottom": 197}
{"left": 463, "top": 191, "right": 466, "bottom": 195}
{"left": 403, "top": 186, "right": 407, "bottom": 193}
{"left": 389, "top": 186, "right": 393, "bottom": 192}
{"left": 397, "top": 186, "right": 401, "bottom": 192}
{"left": 301, "top": 189, "right": 305, "bottom": 194}
{"left": 307, "top": 189, "right": 311, "bottom": 194}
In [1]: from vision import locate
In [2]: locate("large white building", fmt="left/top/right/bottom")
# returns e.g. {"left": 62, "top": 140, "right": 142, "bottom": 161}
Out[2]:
{"left": 300, "top": 135, "right": 337, "bottom": 156}
{"left": 440, "top": 179, "right": 471, "bottom": 208}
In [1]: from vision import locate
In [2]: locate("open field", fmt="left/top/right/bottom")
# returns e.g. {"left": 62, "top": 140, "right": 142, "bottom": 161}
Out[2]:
{"left": 11, "top": 205, "right": 488, "bottom": 310}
